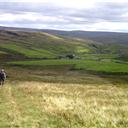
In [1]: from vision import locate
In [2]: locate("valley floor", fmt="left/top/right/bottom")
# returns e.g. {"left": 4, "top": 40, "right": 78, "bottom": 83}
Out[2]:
{"left": 0, "top": 81, "right": 128, "bottom": 128}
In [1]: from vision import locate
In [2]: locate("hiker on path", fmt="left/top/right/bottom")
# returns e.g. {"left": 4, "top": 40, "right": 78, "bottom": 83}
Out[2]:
{"left": 0, "top": 69, "right": 6, "bottom": 86}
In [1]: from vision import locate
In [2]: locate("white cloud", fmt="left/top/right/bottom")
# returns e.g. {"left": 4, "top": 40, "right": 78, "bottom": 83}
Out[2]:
{"left": 86, "top": 22, "right": 128, "bottom": 32}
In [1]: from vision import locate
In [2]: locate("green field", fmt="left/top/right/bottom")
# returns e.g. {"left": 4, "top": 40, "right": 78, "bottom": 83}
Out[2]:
{"left": 0, "top": 44, "right": 56, "bottom": 58}
{"left": 9, "top": 59, "right": 128, "bottom": 73}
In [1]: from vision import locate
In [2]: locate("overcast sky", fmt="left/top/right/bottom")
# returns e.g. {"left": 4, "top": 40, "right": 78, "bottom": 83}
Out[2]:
{"left": 0, "top": 0, "right": 128, "bottom": 32}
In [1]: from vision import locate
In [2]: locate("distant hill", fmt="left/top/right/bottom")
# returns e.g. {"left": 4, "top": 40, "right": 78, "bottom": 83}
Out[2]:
{"left": 1, "top": 26, "right": 128, "bottom": 45}
{"left": 41, "top": 30, "right": 128, "bottom": 45}
{"left": 0, "top": 26, "right": 128, "bottom": 62}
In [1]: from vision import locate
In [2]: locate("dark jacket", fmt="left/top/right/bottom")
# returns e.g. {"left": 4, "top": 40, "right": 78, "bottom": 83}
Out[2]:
{"left": 0, "top": 71, "right": 6, "bottom": 80}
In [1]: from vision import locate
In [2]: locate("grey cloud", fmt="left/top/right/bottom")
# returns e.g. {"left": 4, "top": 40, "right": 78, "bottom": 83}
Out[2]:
{"left": 0, "top": 2, "right": 128, "bottom": 30}
{"left": 70, "top": 2, "right": 128, "bottom": 22}
{"left": 0, "top": 2, "right": 128, "bottom": 23}
{"left": 0, "top": 2, "right": 66, "bottom": 15}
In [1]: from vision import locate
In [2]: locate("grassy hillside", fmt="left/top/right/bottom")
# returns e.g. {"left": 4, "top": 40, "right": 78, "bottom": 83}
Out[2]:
{"left": 0, "top": 30, "right": 82, "bottom": 59}
{"left": 0, "top": 28, "right": 128, "bottom": 77}
{"left": 0, "top": 27, "right": 128, "bottom": 128}
{"left": 0, "top": 81, "right": 127, "bottom": 128}
{"left": 0, "top": 28, "right": 128, "bottom": 81}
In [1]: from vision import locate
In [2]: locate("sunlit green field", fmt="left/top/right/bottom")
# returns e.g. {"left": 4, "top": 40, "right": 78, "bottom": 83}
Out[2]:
{"left": 0, "top": 81, "right": 127, "bottom": 128}
{"left": 0, "top": 44, "right": 56, "bottom": 58}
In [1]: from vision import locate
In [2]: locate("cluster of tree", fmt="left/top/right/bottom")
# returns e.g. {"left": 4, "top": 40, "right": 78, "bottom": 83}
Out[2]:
{"left": 58, "top": 54, "right": 76, "bottom": 59}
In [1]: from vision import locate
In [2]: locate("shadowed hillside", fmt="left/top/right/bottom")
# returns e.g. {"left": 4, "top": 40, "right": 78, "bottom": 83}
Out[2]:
{"left": 1, "top": 26, "right": 128, "bottom": 45}
{"left": 42, "top": 30, "right": 128, "bottom": 45}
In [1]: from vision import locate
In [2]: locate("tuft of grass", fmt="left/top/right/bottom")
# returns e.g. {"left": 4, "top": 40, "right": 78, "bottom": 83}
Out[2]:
{"left": 0, "top": 81, "right": 128, "bottom": 128}
{"left": 0, "top": 51, "right": 7, "bottom": 55}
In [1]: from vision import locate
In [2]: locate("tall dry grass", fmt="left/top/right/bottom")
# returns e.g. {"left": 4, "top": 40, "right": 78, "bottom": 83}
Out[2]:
{"left": 0, "top": 81, "right": 127, "bottom": 128}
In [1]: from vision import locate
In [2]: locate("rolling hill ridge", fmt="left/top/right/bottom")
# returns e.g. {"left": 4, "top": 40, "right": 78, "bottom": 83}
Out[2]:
{"left": 1, "top": 26, "right": 128, "bottom": 45}
{"left": 0, "top": 26, "right": 128, "bottom": 63}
